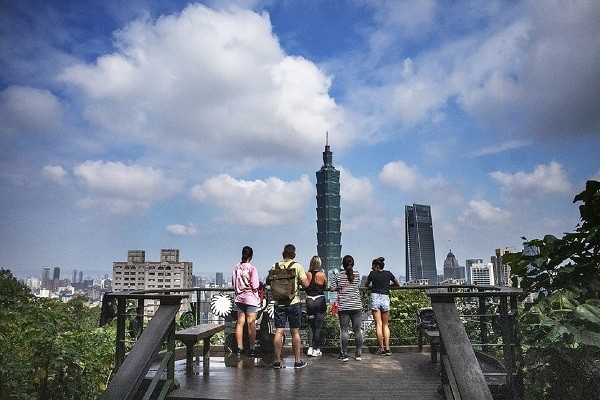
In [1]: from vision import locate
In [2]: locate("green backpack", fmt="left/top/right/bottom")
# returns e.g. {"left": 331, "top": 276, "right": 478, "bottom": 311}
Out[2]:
{"left": 268, "top": 261, "right": 296, "bottom": 304}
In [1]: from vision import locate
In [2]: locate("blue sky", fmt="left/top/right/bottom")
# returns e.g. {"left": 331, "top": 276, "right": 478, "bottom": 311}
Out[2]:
{"left": 1, "top": 0, "right": 599, "bottom": 281}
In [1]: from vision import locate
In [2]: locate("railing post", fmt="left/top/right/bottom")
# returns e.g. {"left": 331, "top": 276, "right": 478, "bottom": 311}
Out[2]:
{"left": 499, "top": 295, "right": 514, "bottom": 393}
{"left": 195, "top": 288, "right": 201, "bottom": 325}
{"left": 115, "top": 296, "right": 127, "bottom": 370}
{"left": 510, "top": 293, "right": 524, "bottom": 398}
{"left": 166, "top": 301, "right": 176, "bottom": 383}
{"left": 136, "top": 298, "right": 145, "bottom": 336}
{"left": 478, "top": 290, "right": 488, "bottom": 349}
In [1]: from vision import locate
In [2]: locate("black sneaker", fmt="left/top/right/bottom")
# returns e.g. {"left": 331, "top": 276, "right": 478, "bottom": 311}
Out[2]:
{"left": 384, "top": 349, "right": 392, "bottom": 356}
{"left": 272, "top": 361, "right": 282, "bottom": 369}
{"left": 294, "top": 360, "right": 307, "bottom": 369}
{"left": 375, "top": 348, "right": 385, "bottom": 356}
{"left": 234, "top": 348, "right": 243, "bottom": 356}
{"left": 338, "top": 353, "right": 349, "bottom": 362}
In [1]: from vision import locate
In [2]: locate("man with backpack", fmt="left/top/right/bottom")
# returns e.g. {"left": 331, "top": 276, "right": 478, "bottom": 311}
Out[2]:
{"left": 268, "top": 243, "right": 309, "bottom": 369}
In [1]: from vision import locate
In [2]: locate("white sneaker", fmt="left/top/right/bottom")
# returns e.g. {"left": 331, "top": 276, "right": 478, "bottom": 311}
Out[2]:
{"left": 312, "top": 348, "right": 322, "bottom": 357}
{"left": 307, "top": 347, "right": 313, "bottom": 356}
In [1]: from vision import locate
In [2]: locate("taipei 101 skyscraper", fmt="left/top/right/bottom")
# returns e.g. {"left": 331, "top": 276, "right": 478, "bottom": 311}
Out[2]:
{"left": 315, "top": 132, "right": 342, "bottom": 291}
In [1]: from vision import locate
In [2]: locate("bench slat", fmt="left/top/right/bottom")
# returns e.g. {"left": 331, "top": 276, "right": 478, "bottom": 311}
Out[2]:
{"left": 175, "top": 323, "right": 224, "bottom": 341}
{"left": 174, "top": 323, "right": 225, "bottom": 375}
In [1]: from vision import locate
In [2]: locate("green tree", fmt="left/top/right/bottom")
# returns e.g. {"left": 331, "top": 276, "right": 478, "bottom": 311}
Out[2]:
{"left": 504, "top": 180, "right": 600, "bottom": 399}
{"left": 0, "top": 269, "right": 115, "bottom": 400}
{"left": 388, "top": 288, "right": 430, "bottom": 345}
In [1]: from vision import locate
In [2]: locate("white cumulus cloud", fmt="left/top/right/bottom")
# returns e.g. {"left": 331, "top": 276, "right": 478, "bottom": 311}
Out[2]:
{"left": 167, "top": 223, "right": 198, "bottom": 236}
{"left": 42, "top": 165, "right": 68, "bottom": 186}
{"left": 460, "top": 199, "right": 512, "bottom": 224}
{"left": 190, "top": 173, "right": 313, "bottom": 226}
{"left": 59, "top": 4, "right": 349, "bottom": 162}
{"left": 490, "top": 161, "right": 572, "bottom": 199}
{"left": 379, "top": 160, "right": 462, "bottom": 206}
{"left": 0, "top": 86, "right": 65, "bottom": 135}
{"left": 73, "top": 160, "right": 181, "bottom": 214}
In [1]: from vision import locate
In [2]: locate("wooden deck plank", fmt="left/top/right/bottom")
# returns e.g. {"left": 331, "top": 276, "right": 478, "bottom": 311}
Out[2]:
{"left": 166, "top": 350, "right": 443, "bottom": 400}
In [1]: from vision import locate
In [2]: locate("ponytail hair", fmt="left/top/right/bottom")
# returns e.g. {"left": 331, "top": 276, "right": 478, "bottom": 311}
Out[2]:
{"left": 342, "top": 255, "right": 355, "bottom": 283}
{"left": 241, "top": 246, "right": 253, "bottom": 263}
{"left": 372, "top": 256, "right": 385, "bottom": 270}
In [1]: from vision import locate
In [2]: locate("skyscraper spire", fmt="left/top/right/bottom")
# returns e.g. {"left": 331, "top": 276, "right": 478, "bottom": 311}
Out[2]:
{"left": 322, "top": 131, "right": 333, "bottom": 167}
{"left": 315, "top": 132, "right": 341, "bottom": 299}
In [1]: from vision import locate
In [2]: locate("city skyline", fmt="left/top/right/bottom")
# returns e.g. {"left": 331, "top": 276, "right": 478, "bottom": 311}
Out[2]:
{"left": 1, "top": 1, "right": 599, "bottom": 281}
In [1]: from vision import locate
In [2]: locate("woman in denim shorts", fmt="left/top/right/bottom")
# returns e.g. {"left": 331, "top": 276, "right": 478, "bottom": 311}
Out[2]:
{"left": 365, "top": 257, "right": 400, "bottom": 356}
{"left": 232, "top": 246, "right": 260, "bottom": 356}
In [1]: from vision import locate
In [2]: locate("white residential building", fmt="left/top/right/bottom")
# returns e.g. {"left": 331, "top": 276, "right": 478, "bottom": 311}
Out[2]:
{"left": 469, "top": 262, "right": 495, "bottom": 286}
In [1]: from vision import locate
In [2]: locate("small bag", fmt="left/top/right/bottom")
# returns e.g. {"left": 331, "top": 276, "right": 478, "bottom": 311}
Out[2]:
{"left": 330, "top": 278, "right": 344, "bottom": 315}
{"left": 330, "top": 301, "right": 339, "bottom": 315}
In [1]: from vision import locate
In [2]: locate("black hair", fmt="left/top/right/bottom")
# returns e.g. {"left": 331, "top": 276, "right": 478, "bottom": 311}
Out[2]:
{"left": 342, "top": 255, "right": 355, "bottom": 283}
{"left": 241, "top": 246, "right": 253, "bottom": 263}
{"left": 372, "top": 256, "right": 385, "bottom": 270}
{"left": 282, "top": 243, "right": 296, "bottom": 259}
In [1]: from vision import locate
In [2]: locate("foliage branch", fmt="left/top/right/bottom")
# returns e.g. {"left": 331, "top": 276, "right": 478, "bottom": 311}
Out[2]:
{"left": 503, "top": 180, "right": 600, "bottom": 399}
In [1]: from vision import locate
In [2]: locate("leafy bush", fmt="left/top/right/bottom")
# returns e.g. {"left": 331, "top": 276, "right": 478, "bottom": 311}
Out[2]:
{"left": 504, "top": 181, "right": 600, "bottom": 399}
{"left": 388, "top": 288, "right": 430, "bottom": 345}
{"left": 0, "top": 269, "right": 114, "bottom": 400}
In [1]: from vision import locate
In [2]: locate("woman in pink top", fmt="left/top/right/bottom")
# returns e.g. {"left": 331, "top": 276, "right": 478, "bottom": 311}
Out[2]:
{"left": 232, "top": 246, "right": 260, "bottom": 356}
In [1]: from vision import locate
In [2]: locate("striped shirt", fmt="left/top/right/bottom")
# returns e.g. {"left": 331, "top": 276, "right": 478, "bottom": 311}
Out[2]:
{"left": 330, "top": 271, "right": 362, "bottom": 311}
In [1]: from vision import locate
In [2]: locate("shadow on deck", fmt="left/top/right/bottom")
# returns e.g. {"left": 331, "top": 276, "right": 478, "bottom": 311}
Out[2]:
{"left": 164, "top": 349, "right": 443, "bottom": 400}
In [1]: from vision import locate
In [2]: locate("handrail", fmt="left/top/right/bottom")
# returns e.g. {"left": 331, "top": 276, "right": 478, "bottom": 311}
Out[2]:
{"left": 99, "top": 294, "right": 185, "bottom": 400}
{"left": 433, "top": 300, "right": 493, "bottom": 400}
{"left": 429, "top": 287, "right": 523, "bottom": 400}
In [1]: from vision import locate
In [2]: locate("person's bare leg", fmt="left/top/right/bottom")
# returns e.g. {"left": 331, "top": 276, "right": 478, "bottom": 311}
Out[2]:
{"left": 290, "top": 328, "right": 302, "bottom": 362}
{"left": 274, "top": 328, "right": 284, "bottom": 362}
{"left": 246, "top": 312, "right": 257, "bottom": 349}
{"left": 236, "top": 312, "right": 246, "bottom": 350}
{"left": 373, "top": 310, "right": 384, "bottom": 350}
{"left": 382, "top": 311, "right": 391, "bottom": 349}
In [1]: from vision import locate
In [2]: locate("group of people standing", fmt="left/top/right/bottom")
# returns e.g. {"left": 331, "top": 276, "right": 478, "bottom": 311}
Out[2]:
{"left": 231, "top": 244, "right": 399, "bottom": 369}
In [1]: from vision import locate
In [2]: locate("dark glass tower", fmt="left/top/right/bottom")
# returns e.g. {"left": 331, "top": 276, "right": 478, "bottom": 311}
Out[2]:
{"left": 405, "top": 204, "right": 438, "bottom": 284}
{"left": 315, "top": 134, "right": 342, "bottom": 286}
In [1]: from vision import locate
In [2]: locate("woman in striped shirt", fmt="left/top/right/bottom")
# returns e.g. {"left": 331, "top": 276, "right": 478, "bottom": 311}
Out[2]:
{"left": 329, "top": 254, "right": 363, "bottom": 361}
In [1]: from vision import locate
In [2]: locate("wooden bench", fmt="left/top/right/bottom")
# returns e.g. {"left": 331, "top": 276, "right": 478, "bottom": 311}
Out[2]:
{"left": 175, "top": 323, "right": 225, "bottom": 375}
{"left": 418, "top": 328, "right": 441, "bottom": 363}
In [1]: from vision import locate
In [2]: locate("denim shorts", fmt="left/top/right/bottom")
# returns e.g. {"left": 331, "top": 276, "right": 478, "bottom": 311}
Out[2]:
{"left": 370, "top": 293, "right": 391, "bottom": 312}
{"left": 274, "top": 302, "right": 302, "bottom": 329}
{"left": 235, "top": 302, "right": 258, "bottom": 314}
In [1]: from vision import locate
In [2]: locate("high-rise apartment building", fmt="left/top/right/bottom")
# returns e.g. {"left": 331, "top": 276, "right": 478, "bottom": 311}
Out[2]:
{"left": 315, "top": 134, "right": 342, "bottom": 283}
{"left": 470, "top": 262, "right": 495, "bottom": 285}
{"left": 405, "top": 204, "right": 437, "bottom": 284}
{"left": 492, "top": 247, "right": 514, "bottom": 286}
{"left": 216, "top": 272, "right": 224, "bottom": 287}
{"left": 112, "top": 249, "right": 192, "bottom": 292}
{"left": 465, "top": 258, "right": 483, "bottom": 284}
{"left": 42, "top": 266, "right": 51, "bottom": 290}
